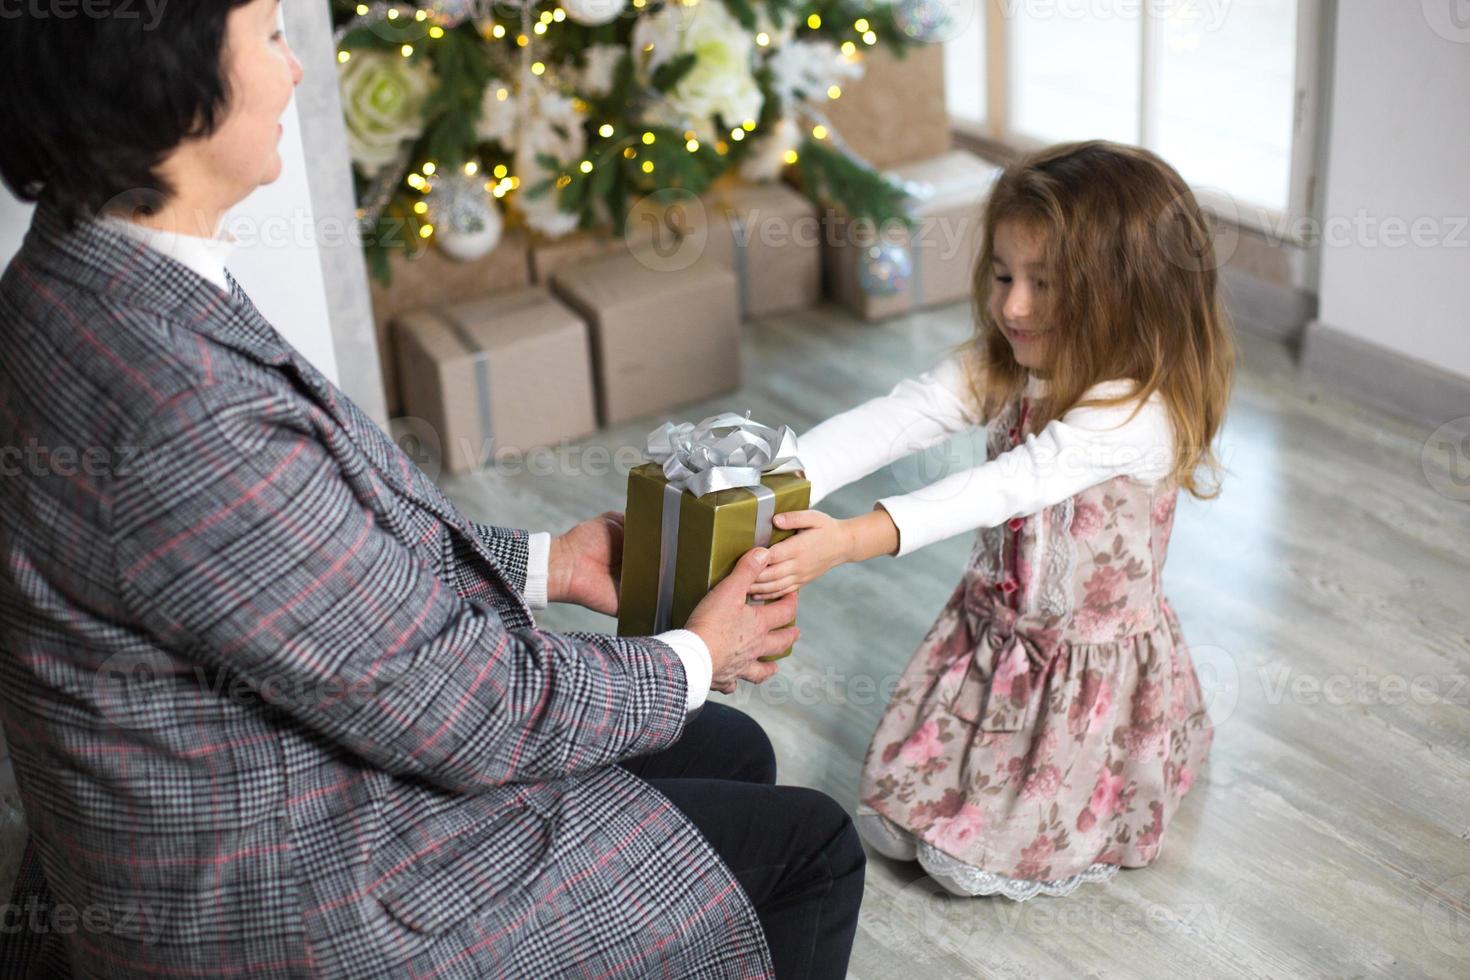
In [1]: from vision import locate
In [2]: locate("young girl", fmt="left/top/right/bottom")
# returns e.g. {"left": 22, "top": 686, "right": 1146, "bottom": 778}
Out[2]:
{"left": 750, "top": 141, "right": 1234, "bottom": 900}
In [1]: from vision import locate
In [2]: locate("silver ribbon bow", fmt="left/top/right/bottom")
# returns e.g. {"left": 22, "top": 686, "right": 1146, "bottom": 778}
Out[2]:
{"left": 643, "top": 413, "right": 804, "bottom": 632}
{"left": 645, "top": 412, "right": 803, "bottom": 498}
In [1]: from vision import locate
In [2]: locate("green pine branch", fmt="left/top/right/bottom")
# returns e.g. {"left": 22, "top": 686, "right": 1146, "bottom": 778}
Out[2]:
{"left": 419, "top": 25, "right": 494, "bottom": 170}
{"left": 795, "top": 136, "right": 914, "bottom": 231}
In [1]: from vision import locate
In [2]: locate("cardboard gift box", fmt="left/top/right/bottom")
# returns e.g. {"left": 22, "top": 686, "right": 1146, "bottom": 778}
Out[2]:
{"left": 671, "top": 180, "right": 822, "bottom": 320}
{"left": 527, "top": 198, "right": 664, "bottom": 284}
{"left": 824, "top": 149, "right": 1002, "bottom": 321}
{"left": 549, "top": 251, "right": 741, "bottom": 427}
{"left": 820, "top": 45, "right": 951, "bottom": 171}
{"left": 392, "top": 286, "right": 597, "bottom": 474}
{"left": 617, "top": 417, "right": 811, "bottom": 661}
{"left": 529, "top": 229, "right": 638, "bottom": 285}
{"left": 371, "top": 231, "right": 532, "bottom": 416}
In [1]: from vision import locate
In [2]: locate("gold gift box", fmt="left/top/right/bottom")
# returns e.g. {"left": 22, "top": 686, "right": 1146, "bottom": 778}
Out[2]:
{"left": 617, "top": 462, "right": 811, "bottom": 661}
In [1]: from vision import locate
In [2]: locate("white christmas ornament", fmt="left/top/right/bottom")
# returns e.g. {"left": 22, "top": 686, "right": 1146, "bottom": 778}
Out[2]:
{"left": 430, "top": 0, "right": 476, "bottom": 27}
{"left": 437, "top": 210, "right": 504, "bottom": 261}
{"left": 562, "top": 0, "right": 627, "bottom": 27}
{"left": 892, "top": 0, "right": 969, "bottom": 44}
{"left": 429, "top": 172, "right": 505, "bottom": 261}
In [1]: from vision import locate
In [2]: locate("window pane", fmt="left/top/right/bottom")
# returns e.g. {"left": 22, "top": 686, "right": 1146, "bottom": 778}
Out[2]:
{"left": 1011, "top": 9, "right": 1141, "bottom": 144}
{"left": 1155, "top": 0, "right": 1297, "bottom": 214}
{"left": 944, "top": 2, "right": 988, "bottom": 125}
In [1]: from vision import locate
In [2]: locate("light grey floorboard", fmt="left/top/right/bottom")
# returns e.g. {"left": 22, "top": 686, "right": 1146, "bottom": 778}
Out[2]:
{"left": 438, "top": 297, "right": 1470, "bottom": 979}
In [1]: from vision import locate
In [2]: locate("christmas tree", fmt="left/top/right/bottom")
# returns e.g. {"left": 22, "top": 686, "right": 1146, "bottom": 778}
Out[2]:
{"left": 331, "top": 0, "right": 943, "bottom": 281}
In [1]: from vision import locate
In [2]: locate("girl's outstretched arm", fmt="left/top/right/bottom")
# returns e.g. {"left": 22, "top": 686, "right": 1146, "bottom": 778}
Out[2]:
{"left": 753, "top": 381, "right": 1176, "bottom": 597}
{"left": 799, "top": 353, "right": 978, "bottom": 505}
{"left": 749, "top": 507, "right": 899, "bottom": 599}
{"left": 877, "top": 383, "right": 1175, "bottom": 557}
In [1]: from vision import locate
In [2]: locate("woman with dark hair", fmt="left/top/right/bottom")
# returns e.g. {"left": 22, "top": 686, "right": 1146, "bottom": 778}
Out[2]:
{"left": 0, "top": 2, "right": 864, "bottom": 976}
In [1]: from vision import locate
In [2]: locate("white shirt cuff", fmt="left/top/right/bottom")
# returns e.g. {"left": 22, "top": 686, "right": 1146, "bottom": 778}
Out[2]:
{"left": 656, "top": 628, "right": 713, "bottom": 712}
{"left": 524, "top": 532, "right": 551, "bottom": 609}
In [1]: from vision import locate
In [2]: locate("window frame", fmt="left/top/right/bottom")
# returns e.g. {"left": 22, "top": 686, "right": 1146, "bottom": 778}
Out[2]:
{"left": 947, "top": 0, "right": 1330, "bottom": 246}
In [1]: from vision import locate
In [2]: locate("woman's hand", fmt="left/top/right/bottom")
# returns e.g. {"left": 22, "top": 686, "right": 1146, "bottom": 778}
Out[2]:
{"left": 748, "top": 510, "right": 854, "bottom": 599}
{"left": 548, "top": 511, "right": 624, "bottom": 615}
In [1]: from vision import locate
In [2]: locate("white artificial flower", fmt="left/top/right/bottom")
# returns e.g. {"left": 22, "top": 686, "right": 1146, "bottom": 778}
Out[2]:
{"left": 514, "top": 146, "right": 582, "bottom": 237}
{"left": 476, "top": 83, "right": 587, "bottom": 163}
{"left": 629, "top": 5, "right": 683, "bottom": 72}
{"left": 630, "top": 1, "right": 764, "bottom": 143}
{"left": 474, "top": 79, "right": 518, "bottom": 146}
{"left": 579, "top": 44, "right": 625, "bottom": 98}
{"left": 521, "top": 89, "right": 587, "bottom": 165}
{"left": 753, "top": 6, "right": 799, "bottom": 49}
{"left": 738, "top": 115, "right": 800, "bottom": 182}
{"left": 473, "top": 77, "right": 589, "bottom": 237}
{"left": 505, "top": 90, "right": 588, "bottom": 237}
{"left": 765, "top": 39, "right": 864, "bottom": 110}
{"left": 338, "top": 50, "right": 436, "bottom": 175}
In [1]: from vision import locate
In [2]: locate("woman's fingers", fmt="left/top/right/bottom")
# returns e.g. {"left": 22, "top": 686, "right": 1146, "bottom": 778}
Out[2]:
{"left": 757, "top": 627, "right": 800, "bottom": 660}
{"left": 738, "top": 659, "right": 780, "bottom": 685}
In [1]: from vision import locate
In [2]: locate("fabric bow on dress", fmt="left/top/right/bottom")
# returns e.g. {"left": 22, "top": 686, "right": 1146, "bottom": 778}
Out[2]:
{"left": 950, "top": 585, "right": 1065, "bottom": 733}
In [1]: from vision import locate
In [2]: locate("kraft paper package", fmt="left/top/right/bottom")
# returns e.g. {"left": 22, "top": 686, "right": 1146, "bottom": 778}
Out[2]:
{"left": 392, "top": 286, "right": 597, "bottom": 474}
{"left": 825, "top": 149, "right": 1002, "bottom": 321}
{"left": 549, "top": 251, "right": 741, "bottom": 427}
{"left": 657, "top": 178, "right": 823, "bottom": 320}
{"left": 372, "top": 229, "right": 532, "bottom": 414}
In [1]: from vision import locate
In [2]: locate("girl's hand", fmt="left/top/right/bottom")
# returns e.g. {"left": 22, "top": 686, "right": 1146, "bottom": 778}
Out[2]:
{"left": 749, "top": 510, "right": 853, "bottom": 599}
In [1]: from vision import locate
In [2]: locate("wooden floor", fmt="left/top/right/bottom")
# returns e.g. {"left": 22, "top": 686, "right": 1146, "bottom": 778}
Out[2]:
{"left": 438, "top": 300, "right": 1470, "bottom": 979}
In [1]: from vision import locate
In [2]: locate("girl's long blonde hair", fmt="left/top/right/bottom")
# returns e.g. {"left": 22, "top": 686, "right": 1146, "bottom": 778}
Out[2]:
{"left": 964, "top": 140, "right": 1235, "bottom": 499}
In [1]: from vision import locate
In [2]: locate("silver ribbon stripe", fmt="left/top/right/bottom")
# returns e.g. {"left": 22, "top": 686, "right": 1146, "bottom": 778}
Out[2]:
{"left": 437, "top": 310, "right": 495, "bottom": 445}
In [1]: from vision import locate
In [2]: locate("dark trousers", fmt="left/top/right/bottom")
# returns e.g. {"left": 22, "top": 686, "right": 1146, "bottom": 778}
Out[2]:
{"left": 618, "top": 703, "right": 866, "bottom": 980}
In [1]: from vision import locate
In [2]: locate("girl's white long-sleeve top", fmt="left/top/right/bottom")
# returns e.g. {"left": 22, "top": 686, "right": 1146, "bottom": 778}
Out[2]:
{"left": 797, "top": 354, "right": 1176, "bottom": 557}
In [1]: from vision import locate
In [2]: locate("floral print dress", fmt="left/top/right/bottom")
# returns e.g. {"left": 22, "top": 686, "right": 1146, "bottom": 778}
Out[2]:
{"left": 857, "top": 390, "right": 1214, "bottom": 899}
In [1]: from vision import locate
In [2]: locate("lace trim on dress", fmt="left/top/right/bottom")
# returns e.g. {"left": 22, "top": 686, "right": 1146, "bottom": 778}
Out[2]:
{"left": 972, "top": 523, "right": 1007, "bottom": 584}
{"left": 915, "top": 841, "right": 1120, "bottom": 901}
{"left": 972, "top": 403, "right": 1020, "bottom": 584}
{"left": 857, "top": 806, "right": 1120, "bottom": 901}
{"left": 1036, "top": 495, "right": 1077, "bottom": 622}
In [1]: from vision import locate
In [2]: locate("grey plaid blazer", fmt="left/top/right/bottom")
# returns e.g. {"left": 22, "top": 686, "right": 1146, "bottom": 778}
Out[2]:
{"left": 0, "top": 194, "right": 773, "bottom": 978}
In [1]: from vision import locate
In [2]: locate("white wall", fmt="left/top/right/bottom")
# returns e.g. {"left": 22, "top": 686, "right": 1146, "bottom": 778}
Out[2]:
{"left": 0, "top": 94, "right": 340, "bottom": 386}
{"left": 1315, "top": 3, "right": 1470, "bottom": 379}
{"left": 221, "top": 93, "right": 341, "bottom": 384}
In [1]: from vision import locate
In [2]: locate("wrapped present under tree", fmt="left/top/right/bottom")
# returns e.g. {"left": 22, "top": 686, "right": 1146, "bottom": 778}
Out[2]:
{"left": 549, "top": 249, "right": 741, "bottom": 426}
